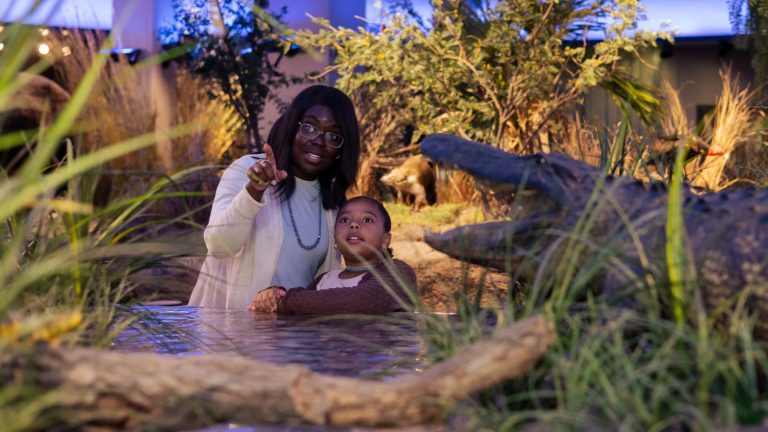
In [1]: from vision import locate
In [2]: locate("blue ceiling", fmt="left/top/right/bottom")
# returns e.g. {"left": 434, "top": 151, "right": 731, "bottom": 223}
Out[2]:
{"left": 4, "top": 0, "right": 736, "bottom": 38}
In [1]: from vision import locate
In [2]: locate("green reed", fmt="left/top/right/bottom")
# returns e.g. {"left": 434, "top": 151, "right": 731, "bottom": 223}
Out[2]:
{"left": 665, "top": 142, "right": 690, "bottom": 326}
{"left": 0, "top": 7, "right": 211, "bottom": 431}
{"left": 411, "top": 230, "right": 768, "bottom": 431}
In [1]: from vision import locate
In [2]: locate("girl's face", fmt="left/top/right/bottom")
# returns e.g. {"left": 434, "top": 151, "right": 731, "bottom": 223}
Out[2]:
{"left": 291, "top": 104, "right": 342, "bottom": 180}
{"left": 335, "top": 200, "right": 391, "bottom": 266}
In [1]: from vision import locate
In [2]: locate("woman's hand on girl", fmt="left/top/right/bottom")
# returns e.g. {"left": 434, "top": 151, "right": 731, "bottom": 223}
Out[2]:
{"left": 246, "top": 144, "right": 288, "bottom": 201}
{"left": 248, "top": 286, "right": 287, "bottom": 313}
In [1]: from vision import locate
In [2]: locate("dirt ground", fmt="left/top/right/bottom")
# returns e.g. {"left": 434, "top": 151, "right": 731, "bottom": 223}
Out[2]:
{"left": 130, "top": 222, "right": 510, "bottom": 312}
{"left": 389, "top": 224, "right": 510, "bottom": 312}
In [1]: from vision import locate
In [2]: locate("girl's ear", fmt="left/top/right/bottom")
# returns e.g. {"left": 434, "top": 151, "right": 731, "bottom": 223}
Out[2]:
{"left": 382, "top": 232, "right": 392, "bottom": 250}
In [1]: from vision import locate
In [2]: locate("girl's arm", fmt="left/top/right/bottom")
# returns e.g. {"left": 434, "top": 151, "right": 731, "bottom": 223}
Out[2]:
{"left": 275, "top": 260, "right": 417, "bottom": 315}
{"left": 248, "top": 274, "right": 324, "bottom": 313}
{"left": 248, "top": 286, "right": 286, "bottom": 312}
{"left": 204, "top": 157, "right": 267, "bottom": 257}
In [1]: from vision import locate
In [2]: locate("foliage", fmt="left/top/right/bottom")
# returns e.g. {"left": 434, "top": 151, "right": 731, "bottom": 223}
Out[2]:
{"left": 160, "top": 0, "right": 296, "bottom": 153}
{"left": 0, "top": 7, "right": 206, "bottom": 430}
{"left": 431, "top": 307, "right": 768, "bottom": 431}
{"left": 293, "top": 0, "right": 670, "bottom": 194}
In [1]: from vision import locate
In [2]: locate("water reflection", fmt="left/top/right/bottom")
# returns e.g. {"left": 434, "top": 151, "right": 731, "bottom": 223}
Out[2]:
{"left": 112, "top": 306, "right": 427, "bottom": 380}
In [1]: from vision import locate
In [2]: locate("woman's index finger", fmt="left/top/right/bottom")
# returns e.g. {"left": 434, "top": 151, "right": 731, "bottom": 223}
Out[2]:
{"left": 263, "top": 143, "right": 280, "bottom": 184}
{"left": 263, "top": 143, "right": 276, "bottom": 165}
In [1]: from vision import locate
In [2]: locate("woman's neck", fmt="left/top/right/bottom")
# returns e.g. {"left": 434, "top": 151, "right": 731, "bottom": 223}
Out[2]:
{"left": 295, "top": 176, "right": 319, "bottom": 185}
{"left": 293, "top": 170, "right": 318, "bottom": 181}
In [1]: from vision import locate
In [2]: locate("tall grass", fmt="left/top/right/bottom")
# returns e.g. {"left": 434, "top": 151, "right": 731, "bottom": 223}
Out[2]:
{"left": 443, "top": 308, "right": 768, "bottom": 431}
{"left": 413, "top": 188, "right": 768, "bottom": 430}
{"left": 1, "top": 90, "right": 196, "bottom": 334}
{"left": 665, "top": 143, "right": 690, "bottom": 325}
{"left": 51, "top": 28, "right": 241, "bottom": 207}
{"left": 0, "top": 9, "right": 215, "bottom": 431}
{"left": 659, "top": 80, "right": 690, "bottom": 142}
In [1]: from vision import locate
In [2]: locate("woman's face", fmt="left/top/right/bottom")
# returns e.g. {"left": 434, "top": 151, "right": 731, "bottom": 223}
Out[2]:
{"left": 292, "top": 104, "right": 342, "bottom": 180}
{"left": 335, "top": 200, "right": 391, "bottom": 266}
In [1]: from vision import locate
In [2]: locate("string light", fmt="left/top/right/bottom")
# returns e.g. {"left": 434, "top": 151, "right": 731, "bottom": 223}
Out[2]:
{"left": 0, "top": 43, "right": 4, "bottom": 51}
{"left": 61, "top": 46, "right": 72, "bottom": 56}
{"left": 38, "top": 43, "right": 50, "bottom": 55}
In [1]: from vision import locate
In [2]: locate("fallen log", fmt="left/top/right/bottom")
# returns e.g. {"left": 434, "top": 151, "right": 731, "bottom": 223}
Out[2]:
{"left": 1, "top": 315, "right": 554, "bottom": 430}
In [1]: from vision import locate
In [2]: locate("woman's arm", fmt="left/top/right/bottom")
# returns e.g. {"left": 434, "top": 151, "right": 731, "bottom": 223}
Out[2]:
{"left": 203, "top": 157, "right": 267, "bottom": 257}
{"left": 275, "top": 260, "right": 417, "bottom": 315}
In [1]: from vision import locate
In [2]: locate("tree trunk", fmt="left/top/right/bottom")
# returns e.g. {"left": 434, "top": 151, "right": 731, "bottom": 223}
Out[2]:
{"left": 1, "top": 315, "right": 553, "bottom": 431}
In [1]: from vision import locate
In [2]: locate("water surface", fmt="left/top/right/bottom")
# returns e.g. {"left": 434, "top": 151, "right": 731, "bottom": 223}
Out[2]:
{"left": 113, "top": 306, "right": 427, "bottom": 380}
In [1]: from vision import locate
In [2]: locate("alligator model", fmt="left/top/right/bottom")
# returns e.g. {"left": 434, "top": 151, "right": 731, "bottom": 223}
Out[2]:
{"left": 420, "top": 134, "right": 768, "bottom": 336}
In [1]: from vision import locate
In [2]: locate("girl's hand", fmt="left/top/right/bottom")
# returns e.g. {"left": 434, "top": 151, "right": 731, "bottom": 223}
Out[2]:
{"left": 245, "top": 144, "right": 289, "bottom": 201}
{"left": 248, "top": 286, "right": 287, "bottom": 313}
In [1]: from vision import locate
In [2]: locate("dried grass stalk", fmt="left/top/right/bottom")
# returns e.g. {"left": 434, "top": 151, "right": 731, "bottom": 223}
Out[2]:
{"left": 723, "top": 113, "right": 768, "bottom": 186}
{"left": 53, "top": 30, "right": 159, "bottom": 198}
{"left": 659, "top": 80, "right": 689, "bottom": 140}
{"left": 52, "top": 30, "right": 241, "bottom": 202}
{"left": 172, "top": 68, "right": 243, "bottom": 164}
{"left": 690, "top": 68, "right": 756, "bottom": 190}
{"left": 560, "top": 112, "right": 602, "bottom": 168}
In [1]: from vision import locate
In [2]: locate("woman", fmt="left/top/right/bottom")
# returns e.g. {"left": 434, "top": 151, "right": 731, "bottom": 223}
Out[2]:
{"left": 189, "top": 85, "right": 361, "bottom": 309}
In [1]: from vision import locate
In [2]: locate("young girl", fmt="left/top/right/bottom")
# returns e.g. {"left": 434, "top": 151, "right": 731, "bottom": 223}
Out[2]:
{"left": 248, "top": 196, "right": 417, "bottom": 314}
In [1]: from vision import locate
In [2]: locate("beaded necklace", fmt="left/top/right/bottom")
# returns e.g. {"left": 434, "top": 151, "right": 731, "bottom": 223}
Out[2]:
{"left": 286, "top": 188, "right": 322, "bottom": 251}
{"left": 344, "top": 263, "right": 375, "bottom": 272}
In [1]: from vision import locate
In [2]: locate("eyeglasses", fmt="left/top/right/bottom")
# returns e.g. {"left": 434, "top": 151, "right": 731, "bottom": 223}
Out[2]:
{"left": 297, "top": 122, "right": 345, "bottom": 149}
